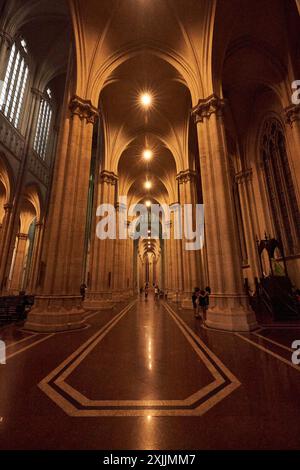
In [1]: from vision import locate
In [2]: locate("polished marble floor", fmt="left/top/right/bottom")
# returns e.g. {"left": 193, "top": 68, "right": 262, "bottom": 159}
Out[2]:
{"left": 0, "top": 294, "right": 300, "bottom": 449}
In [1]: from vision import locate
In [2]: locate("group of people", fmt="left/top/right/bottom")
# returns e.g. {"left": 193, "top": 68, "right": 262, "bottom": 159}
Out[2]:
{"left": 141, "top": 283, "right": 161, "bottom": 301}
{"left": 192, "top": 286, "right": 211, "bottom": 322}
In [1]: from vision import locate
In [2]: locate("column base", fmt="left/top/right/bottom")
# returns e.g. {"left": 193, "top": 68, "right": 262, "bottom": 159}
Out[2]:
{"left": 180, "top": 292, "right": 193, "bottom": 309}
{"left": 167, "top": 291, "right": 181, "bottom": 303}
{"left": 206, "top": 303, "right": 258, "bottom": 332}
{"left": 112, "top": 290, "right": 134, "bottom": 302}
{"left": 83, "top": 299, "right": 115, "bottom": 310}
{"left": 25, "top": 295, "right": 86, "bottom": 333}
{"left": 83, "top": 292, "right": 115, "bottom": 310}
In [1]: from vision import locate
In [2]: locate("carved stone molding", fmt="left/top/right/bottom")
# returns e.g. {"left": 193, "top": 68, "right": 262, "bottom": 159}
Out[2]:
{"left": 235, "top": 168, "right": 253, "bottom": 184}
{"left": 100, "top": 170, "right": 118, "bottom": 185}
{"left": 69, "top": 95, "right": 99, "bottom": 124}
{"left": 31, "top": 88, "right": 44, "bottom": 100}
{"left": 176, "top": 169, "right": 197, "bottom": 184}
{"left": 284, "top": 104, "right": 300, "bottom": 127}
{"left": 0, "top": 31, "right": 13, "bottom": 48}
{"left": 3, "top": 203, "right": 13, "bottom": 212}
{"left": 191, "top": 94, "right": 226, "bottom": 123}
{"left": 115, "top": 202, "right": 127, "bottom": 212}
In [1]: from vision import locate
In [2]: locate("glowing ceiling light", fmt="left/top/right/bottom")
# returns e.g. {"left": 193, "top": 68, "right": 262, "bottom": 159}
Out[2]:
{"left": 140, "top": 92, "right": 152, "bottom": 108}
{"left": 144, "top": 180, "right": 152, "bottom": 190}
{"left": 145, "top": 200, "right": 151, "bottom": 207}
{"left": 143, "top": 149, "right": 153, "bottom": 160}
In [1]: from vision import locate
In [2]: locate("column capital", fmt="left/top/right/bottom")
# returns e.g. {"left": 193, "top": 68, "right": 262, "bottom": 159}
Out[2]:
{"left": 3, "top": 203, "right": 13, "bottom": 212}
{"left": 0, "top": 30, "right": 13, "bottom": 48}
{"left": 31, "top": 88, "right": 44, "bottom": 99}
{"left": 191, "top": 94, "right": 226, "bottom": 123}
{"left": 115, "top": 202, "right": 127, "bottom": 212}
{"left": 284, "top": 104, "right": 300, "bottom": 127}
{"left": 176, "top": 169, "right": 197, "bottom": 184}
{"left": 235, "top": 168, "right": 253, "bottom": 184}
{"left": 69, "top": 95, "right": 99, "bottom": 124}
{"left": 100, "top": 170, "right": 118, "bottom": 185}
{"left": 17, "top": 233, "right": 28, "bottom": 240}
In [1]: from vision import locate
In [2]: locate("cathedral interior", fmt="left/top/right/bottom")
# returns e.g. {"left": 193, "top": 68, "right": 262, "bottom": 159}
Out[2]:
{"left": 0, "top": 0, "right": 300, "bottom": 452}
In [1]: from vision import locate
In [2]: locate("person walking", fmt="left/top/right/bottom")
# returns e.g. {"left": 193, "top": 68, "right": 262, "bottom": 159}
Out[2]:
{"left": 198, "top": 290, "right": 208, "bottom": 321}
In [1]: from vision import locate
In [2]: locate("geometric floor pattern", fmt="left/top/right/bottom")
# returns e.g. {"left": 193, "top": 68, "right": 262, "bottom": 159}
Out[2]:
{"left": 39, "top": 301, "right": 241, "bottom": 417}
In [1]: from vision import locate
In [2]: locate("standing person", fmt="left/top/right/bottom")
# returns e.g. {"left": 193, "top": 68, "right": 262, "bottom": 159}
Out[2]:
{"left": 154, "top": 285, "right": 159, "bottom": 300}
{"left": 192, "top": 287, "right": 200, "bottom": 318}
{"left": 198, "top": 290, "right": 207, "bottom": 321}
{"left": 145, "top": 285, "right": 149, "bottom": 301}
{"left": 203, "top": 287, "right": 211, "bottom": 322}
{"left": 80, "top": 283, "right": 87, "bottom": 301}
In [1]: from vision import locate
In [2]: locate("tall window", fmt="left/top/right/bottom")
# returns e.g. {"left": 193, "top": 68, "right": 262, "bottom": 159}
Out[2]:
{"left": 33, "top": 88, "right": 52, "bottom": 160}
{"left": 261, "top": 118, "right": 300, "bottom": 255}
{"left": 0, "top": 38, "right": 29, "bottom": 128}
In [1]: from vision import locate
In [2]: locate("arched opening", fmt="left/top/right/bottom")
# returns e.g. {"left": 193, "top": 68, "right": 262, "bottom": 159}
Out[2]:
{"left": 8, "top": 186, "right": 41, "bottom": 294}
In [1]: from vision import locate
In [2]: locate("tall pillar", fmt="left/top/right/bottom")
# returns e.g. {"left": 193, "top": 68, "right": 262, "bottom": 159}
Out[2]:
{"left": 235, "top": 169, "right": 260, "bottom": 287}
{"left": 25, "top": 96, "right": 98, "bottom": 332}
{"left": 84, "top": 170, "right": 118, "bottom": 309}
{"left": 9, "top": 233, "right": 28, "bottom": 293}
{"left": 165, "top": 221, "right": 174, "bottom": 294}
{"left": 168, "top": 208, "right": 184, "bottom": 302}
{"left": 284, "top": 104, "right": 300, "bottom": 205}
{"left": 192, "top": 94, "right": 257, "bottom": 331}
{"left": 124, "top": 233, "right": 134, "bottom": 296}
{"left": 111, "top": 208, "right": 132, "bottom": 301}
{"left": 164, "top": 233, "right": 170, "bottom": 292}
{"left": 0, "top": 203, "right": 13, "bottom": 292}
{"left": 177, "top": 170, "right": 202, "bottom": 308}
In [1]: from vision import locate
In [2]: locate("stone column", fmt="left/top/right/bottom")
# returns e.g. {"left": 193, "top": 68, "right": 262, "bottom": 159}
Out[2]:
{"left": 168, "top": 208, "right": 184, "bottom": 302}
{"left": 177, "top": 170, "right": 202, "bottom": 308}
{"left": 165, "top": 221, "right": 174, "bottom": 294}
{"left": 112, "top": 205, "right": 129, "bottom": 301}
{"left": 284, "top": 104, "right": 300, "bottom": 205}
{"left": 163, "top": 232, "right": 170, "bottom": 292}
{"left": 192, "top": 94, "right": 257, "bottom": 331}
{"left": 149, "top": 254, "right": 153, "bottom": 287}
{"left": 124, "top": 232, "right": 134, "bottom": 296}
{"left": 84, "top": 170, "right": 118, "bottom": 310}
{"left": 0, "top": 203, "right": 13, "bottom": 292}
{"left": 26, "top": 222, "right": 44, "bottom": 293}
{"left": 235, "top": 169, "right": 260, "bottom": 287}
{"left": 25, "top": 96, "right": 98, "bottom": 332}
{"left": 9, "top": 233, "right": 28, "bottom": 293}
